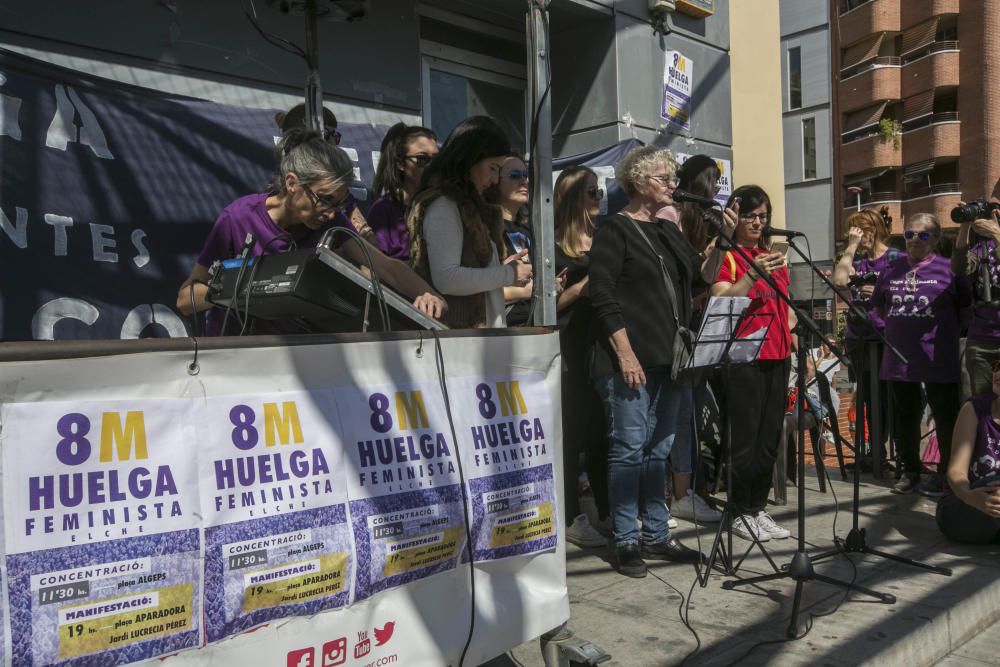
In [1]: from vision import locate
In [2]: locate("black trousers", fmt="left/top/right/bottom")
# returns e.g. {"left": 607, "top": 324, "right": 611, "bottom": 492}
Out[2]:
{"left": 936, "top": 492, "right": 1000, "bottom": 544}
{"left": 727, "top": 358, "right": 791, "bottom": 515}
{"left": 888, "top": 380, "right": 960, "bottom": 474}
{"left": 846, "top": 338, "right": 889, "bottom": 457}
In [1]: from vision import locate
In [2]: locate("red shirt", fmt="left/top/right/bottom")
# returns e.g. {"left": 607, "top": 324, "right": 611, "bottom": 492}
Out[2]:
{"left": 715, "top": 248, "right": 792, "bottom": 361}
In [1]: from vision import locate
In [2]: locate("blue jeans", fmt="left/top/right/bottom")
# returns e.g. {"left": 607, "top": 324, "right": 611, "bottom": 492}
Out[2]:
{"left": 595, "top": 368, "right": 682, "bottom": 547}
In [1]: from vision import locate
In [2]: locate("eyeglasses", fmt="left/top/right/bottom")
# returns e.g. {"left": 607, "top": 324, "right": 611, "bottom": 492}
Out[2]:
{"left": 404, "top": 154, "right": 434, "bottom": 167}
{"left": 506, "top": 170, "right": 530, "bottom": 182}
{"left": 649, "top": 175, "right": 679, "bottom": 188}
{"left": 322, "top": 128, "right": 342, "bottom": 145}
{"left": 587, "top": 187, "right": 605, "bottom": 199}
{"left": 903, "top": 230, "right": 935, "bottom": 241}
{"left": 739, "top": 212, "right": 769, "bottom": 223}
{"left": 302, "top": 183, "right": 350, "bottom": 212}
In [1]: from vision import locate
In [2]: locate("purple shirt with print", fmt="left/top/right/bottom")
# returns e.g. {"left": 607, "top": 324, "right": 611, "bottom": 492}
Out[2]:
{"left": 845, "top": 249, "right": 900, "bottom": 340}
{"left": 968, "top": 395, "right": 1000, "bottom": 483}
{"left": 871, "top": 254, "right": 971, "bottom": 383}
{"left": 967, "top": 239, "right": 1000, "bottom": 342}
{"left": 366, "top": 195, "right": 410, "bottom": 261}
{"left": 196, "top": 192, "right": 350, "bottom": 335}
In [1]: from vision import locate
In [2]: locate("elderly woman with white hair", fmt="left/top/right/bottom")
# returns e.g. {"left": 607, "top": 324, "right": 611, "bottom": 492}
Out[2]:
{"left": 589, "top": 145, "right": 734, "bottom": 577}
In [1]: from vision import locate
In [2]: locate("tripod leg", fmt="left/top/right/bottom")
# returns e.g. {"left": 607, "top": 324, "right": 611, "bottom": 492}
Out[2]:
{"left": 812, "top": 573, "right": 896, "bottom": 603}
{"left": 787, "top": 581, "right": 804, "bottom": 638}
{"left": 862, "top": 547, "right": 953, "bottom": 576}
{"left": 721, "top": 569, "right": 789, "bottom": 589}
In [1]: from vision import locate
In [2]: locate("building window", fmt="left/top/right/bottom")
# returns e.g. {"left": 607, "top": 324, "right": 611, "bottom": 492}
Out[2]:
{"left": 803, "top": 117, "right": 817, "bottom": 179}
{"left": 788, "top": 46, "right": 802, "bottom": 110}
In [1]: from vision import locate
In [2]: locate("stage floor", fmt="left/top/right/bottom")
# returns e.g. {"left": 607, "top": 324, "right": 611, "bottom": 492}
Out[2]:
{"left": 488, "top": 469, "right": 1000, "bottom": 667}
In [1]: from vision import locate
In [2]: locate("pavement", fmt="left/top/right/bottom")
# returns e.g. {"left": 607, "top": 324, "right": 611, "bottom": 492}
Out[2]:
{"left": 483, "top": 468, "right": 1000, "bottom": 667}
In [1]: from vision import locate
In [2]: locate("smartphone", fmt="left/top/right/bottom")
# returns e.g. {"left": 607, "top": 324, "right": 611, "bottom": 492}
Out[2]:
{"left": 971, "top": 473, "right": 1000, "bottom": 489}
{"left": 770, "top": 241, "right": 789, "bottom": 256}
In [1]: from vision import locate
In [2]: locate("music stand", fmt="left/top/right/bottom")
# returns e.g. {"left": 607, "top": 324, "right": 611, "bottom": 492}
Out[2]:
{"left": 690, "top": 296, "right": 779, "bottom": 586}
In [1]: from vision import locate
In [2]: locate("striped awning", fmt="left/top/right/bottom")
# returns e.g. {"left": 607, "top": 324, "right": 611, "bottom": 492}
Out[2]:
{"left": 901, "top": 18, "right": 939, "bottom": 56}
{"left": 904, "top": 159, "right": 935, "bottom": 180}
{"left": 842, "top": 33, "right": 885, "bottom": 68}
{"left": 843, "top": 101, "right": 888, "bottom": 133}
{"left": 844, "top": 168, "right": 890, "bottom": 185}
{"left": 902, "top": 91, "right": 935, "bottom": 121}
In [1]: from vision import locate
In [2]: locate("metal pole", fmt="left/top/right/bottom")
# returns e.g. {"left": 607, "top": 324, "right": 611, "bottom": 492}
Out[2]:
{"left": 303, "top": 0, "right": 323, "bottom": 133}
{"left": 527, "top": 0, "right": 556, "bottom": 326}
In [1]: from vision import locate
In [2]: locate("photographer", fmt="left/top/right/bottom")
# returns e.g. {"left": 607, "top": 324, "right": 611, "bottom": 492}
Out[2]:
{"left": 951, "top": 184, "right": 1000, "bottom": 397}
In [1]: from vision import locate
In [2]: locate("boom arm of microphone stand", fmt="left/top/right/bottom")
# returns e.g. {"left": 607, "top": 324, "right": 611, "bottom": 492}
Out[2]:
{"left": 783, "top": 237, "right": 908, "bottom": 367}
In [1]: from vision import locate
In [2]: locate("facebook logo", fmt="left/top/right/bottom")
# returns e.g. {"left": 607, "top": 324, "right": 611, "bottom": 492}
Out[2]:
{"left": 286, "top": 648, "right": 315, "bottom": 667}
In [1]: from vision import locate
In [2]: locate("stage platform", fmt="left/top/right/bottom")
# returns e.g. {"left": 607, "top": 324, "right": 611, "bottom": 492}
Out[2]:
{"left": 486, "top": 469, "right": 1000, "bottom": 667}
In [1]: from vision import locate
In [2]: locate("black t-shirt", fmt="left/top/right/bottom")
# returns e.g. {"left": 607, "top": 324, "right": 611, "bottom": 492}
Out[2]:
{"left": 502, "top": 216, "right": 535, "bottom": 326}
{"left": 589, "top": 213, "right": 701, "bottom": 376}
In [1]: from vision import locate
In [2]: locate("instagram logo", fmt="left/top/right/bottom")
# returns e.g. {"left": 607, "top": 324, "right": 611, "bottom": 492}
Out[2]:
{"left": 321, "top": 637, "right": 347, "bottom": 667}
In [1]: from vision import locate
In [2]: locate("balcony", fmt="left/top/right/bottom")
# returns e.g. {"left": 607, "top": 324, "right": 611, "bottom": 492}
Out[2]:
{"left": 841, "top": 134, "right": 902, "bottom": 176}
{"left": 842, "top": 194, "right": 902, "bottom": 234}
{"left": 902, "top": 183, "right": 962, "bottom": 226}
{"left": 839, "top": 65, "right": 901, "bottom": 113}
{"left": 902, "top": 115, "right": 960, "bottom": 165}
{"left": 839, "top": 0, "right": 901, "bottom": 49}
{"left": 901, "top": 0, "right": 959, "bottom": 32}
{"left": 901, "top": 43, "right": 960, "bottom": 97}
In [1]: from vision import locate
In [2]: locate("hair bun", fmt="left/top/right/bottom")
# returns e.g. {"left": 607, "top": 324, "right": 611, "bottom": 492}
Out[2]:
{"left": 278, "top": 127, "right": 323, "bottom": 155}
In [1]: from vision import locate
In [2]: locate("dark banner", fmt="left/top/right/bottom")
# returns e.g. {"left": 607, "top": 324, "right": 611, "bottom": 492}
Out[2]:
{"left": 553, "top": 137, "right": 642, "bottom": 218}
{"left": 0, "top": 47, "right": 387, "bottom": 341}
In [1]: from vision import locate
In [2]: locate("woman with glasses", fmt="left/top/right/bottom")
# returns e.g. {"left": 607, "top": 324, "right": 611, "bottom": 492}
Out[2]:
{"left": 275, "top": 103, "right": 373, "bottom": 242}
{"left": 408, "top": 116, "right": 532, "bottom": 328}
{"left": 177, "top": 128, "right": 446, "bottom": 334}
{"left": 710, "top": 184, "right": 795, "bottom": 543}
{"left": 871, "top": 213, "right": 971, "bottom": 495}
{"left": 590, "top": 146, "right": 732, "bottom": 577}
{"left": 937, "top": 359, "right": 1000, "bottom": 544}
{"left": 486, "top": 155, "right": 536, "bottom": 326}
{"left": 832, "top": 207, "right": 899, "bottom": 468}
{"left": 368, "top": 123, "right": 438, "bottom": 261}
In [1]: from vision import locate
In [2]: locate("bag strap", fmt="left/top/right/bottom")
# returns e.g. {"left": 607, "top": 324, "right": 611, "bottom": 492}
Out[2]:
{"left": 621, "top": 215, "right": 682, "bottom": 327}
{"left": 726, "top": 250, "right": 737, "bottom": 280}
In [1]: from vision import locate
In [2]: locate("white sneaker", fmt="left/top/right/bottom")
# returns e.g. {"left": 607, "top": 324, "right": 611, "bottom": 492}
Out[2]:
{"left": 670, "top": 491, "right": 723, "bottom": 523}
{"left": 668, "top": 517, "right": 679, "bottom": 530}
{"left": 731, "top": 514, "right": 769, "bottom": 542}
{"left": 565, "top": 514, "right": 608, "bottom": 548}
{"left": 755, "top": 511, "right": 791, "bottom": 540}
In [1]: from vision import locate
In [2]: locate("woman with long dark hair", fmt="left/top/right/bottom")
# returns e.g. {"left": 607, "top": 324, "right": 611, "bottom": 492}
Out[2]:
{"left": 177, "top": 129, "right": 446, "bottom": 333}
{"left": 408, "top": 116, "right": 531, "bottom": 328}
{"left": 710, "top": 184, "right": 795, "bottom": 542}
{"left": 367, "top": 123, "right": 438, "bottom": 260}
{"left": 871, "top": 213, "right": 970, "bottom": 495}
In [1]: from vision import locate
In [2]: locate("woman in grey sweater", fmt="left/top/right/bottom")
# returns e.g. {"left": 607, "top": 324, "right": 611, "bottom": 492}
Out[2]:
{"left": 408, "top": 116, "right": 532, "bottom": 328}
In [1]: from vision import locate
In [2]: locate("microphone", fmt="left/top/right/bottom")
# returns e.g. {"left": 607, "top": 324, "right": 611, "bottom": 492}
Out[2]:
{"left": 762, "top": 227, "right": 805, "bottom": 238}
{"left": 672, "top": 189, "right": 719, "bottom": 208}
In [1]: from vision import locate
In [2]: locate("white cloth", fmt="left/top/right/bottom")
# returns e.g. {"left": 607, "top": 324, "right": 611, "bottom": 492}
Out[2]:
{"left": 422, "top": 197, "right": 513, "bottom": 328}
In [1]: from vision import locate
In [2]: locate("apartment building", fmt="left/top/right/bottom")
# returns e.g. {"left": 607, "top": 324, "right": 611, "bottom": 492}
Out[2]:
{"left": 833, "top": 0, "right": 1000, "bottom": 236}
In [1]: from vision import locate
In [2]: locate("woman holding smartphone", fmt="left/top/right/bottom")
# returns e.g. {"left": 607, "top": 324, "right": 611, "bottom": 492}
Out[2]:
{"left": 711, "top": 184, "right": 796, "bottom": 543}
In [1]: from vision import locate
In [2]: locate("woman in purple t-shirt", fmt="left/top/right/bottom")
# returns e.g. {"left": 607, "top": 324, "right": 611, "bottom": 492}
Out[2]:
{"left": 937, "top": 359, "right": 1000, "bottom": 544}
{"left": 871, "top": 213, "right": 971, "bottom": 495}
{"left": 833, "top": 207, "right": 899, "bottom": 466}
{"left": 368, "top": 123, "right": 439, "bottom": 261}
{"left": 176, "top": 129, "right": 446, "bottom": 335}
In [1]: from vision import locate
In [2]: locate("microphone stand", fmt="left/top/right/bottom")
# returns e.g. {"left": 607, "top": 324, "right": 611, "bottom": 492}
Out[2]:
{"left": 777, "top": 236, "right": 953, "bottom": 577}
{"left": 694, "top": 207, "right": 895, "bottom": 638}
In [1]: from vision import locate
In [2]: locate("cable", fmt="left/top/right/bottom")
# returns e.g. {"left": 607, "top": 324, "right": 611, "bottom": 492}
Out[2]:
{"left": 187, "top": 279, "right": 211, "bottom": 338}
{"left": 221, "top": 234, "right": 257, "bottom": 335}
{"left": 323, "top": 227, "right": 392, "bottom": 331}
{"left": 430, "top": 330, "right": 477, "bottom": 666}
{"left": 242, "top": 0, "right": 308, "bottom": 61}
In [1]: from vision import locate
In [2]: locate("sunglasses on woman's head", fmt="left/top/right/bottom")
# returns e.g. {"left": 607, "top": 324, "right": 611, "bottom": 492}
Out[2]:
{"left": 903, "top": 230, "right": 934, "bottom": 241}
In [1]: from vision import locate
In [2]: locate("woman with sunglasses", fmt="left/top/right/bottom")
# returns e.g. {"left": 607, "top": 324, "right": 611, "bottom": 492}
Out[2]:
{"left": 833, "top": 207, "right": 900, "bottom": 468}
{"left": 275, "top": 103, "right": 373, "bottom": 242}
{"left": 368, "top": 123, "right": 439, "bottom": 261}
{"left": 177, "top": 128, "right": 446, "bottom": 334}
{"left": 937, "top": 359, "right": 1000, "bottom": 544}
{"left": 488, "top": 155, "right": 536, "bottom": 326}
{"left": 710, "top": 184, "right": 795, "bottom": 543}
{"left": 871, "top": 213, "right": 971, "bottom": 495}
{"left": 408, "top": 116, "right": 532, "bottom": 328}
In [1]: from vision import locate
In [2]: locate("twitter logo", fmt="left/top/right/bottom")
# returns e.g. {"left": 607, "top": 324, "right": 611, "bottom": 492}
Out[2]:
{"left": 374, "top": 621, "right": 396, "bottom": 647}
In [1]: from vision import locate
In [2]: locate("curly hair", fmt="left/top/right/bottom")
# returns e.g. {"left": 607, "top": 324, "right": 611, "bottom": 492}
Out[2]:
{"left": 615, "top": 145, "right": 676, "bottom": 198}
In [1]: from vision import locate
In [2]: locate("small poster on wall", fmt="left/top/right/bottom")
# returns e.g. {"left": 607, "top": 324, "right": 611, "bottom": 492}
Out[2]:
{"left": 661, "top": 50, "right": 694, "bottom": 131}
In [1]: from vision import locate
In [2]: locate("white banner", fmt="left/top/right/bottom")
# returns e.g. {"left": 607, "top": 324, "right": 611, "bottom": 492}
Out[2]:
{"left": 0, "top": 331, "right": 569, "bottom": 666}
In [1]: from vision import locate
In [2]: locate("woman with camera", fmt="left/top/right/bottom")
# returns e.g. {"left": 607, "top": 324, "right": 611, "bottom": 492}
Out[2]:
{"left": 936, "top": 359, "right": 1000, "bottom": 544}
{"left": 833, "top": 207, "right": 900, "bottom": 467}
{"left": 871, "top": 213, "right": 971, "bottom": 496}
{"left": 951, "top": 188, "right": 1000, "bottom": 397}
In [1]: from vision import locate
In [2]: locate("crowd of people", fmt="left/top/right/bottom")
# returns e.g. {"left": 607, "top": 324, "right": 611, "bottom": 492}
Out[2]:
{"left": 178, "top": 108, "right": 1000, "bottom": 579}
